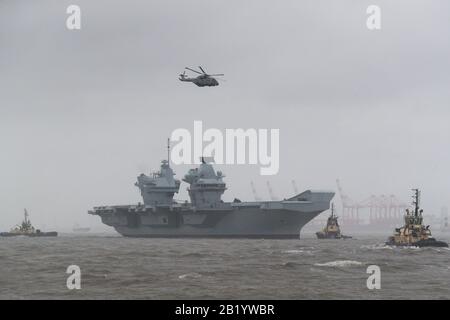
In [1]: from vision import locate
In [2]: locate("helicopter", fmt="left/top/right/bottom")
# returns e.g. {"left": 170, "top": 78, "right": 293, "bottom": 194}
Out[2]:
{"left": 179, "top": 66, "right": 224, "bottom": 87}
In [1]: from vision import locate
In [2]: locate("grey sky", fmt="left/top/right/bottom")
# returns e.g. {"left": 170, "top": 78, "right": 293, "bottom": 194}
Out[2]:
{"left": 1, "top": 0, "right": 449, "bottom": 231}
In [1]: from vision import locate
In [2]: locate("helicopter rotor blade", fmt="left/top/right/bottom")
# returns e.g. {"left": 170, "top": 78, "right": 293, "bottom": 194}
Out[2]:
{"left": 209, "top": 74, "right": 224, "bottom": 76}
{"left": 198, "top": 66, "right": 207, "bottom": 74}
{"left": 185, "top": 67, "right": 202, "bottom": 75}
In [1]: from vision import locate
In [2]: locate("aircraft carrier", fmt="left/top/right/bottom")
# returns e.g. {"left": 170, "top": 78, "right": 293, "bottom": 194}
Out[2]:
{"left": 89, "top": 155, "right": 334, "bottom": 238}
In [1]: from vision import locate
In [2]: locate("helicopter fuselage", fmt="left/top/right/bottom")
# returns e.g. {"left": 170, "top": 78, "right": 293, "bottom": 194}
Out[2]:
{"left": 179, "top": 75, "right": 219, "bottom": 87}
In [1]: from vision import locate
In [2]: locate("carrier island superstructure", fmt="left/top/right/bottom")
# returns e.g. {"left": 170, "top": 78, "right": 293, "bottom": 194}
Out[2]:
{"left": 89, "top": 155, "right": 334, "bottom": 238}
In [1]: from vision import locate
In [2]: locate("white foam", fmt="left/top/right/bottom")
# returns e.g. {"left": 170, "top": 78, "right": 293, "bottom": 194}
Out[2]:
{"left": 360, "top": 244, "right": 394, "bottom": 250}
{"left": 399, "top": 245, "right": 421, "bottom": 250}
{"left": 283, "top": 249, "right": 304, "bottom": 253}
{"left": 178, "top": 272, "right": 202, "bottom": 280}
{"left": 282, "top": 249, "right": 313, "bottom": 255}
{"left": 314, "top": 260, "right": 363, "bottom": 267}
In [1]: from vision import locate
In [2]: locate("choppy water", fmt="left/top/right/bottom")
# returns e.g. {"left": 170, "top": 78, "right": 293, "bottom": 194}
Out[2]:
{"left": 1, "top": 233, "right": 450, "bottom": 299}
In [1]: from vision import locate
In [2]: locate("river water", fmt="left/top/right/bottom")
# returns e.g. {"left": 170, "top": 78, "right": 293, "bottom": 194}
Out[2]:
{"left": 1, "top": 233, "right": 449, "bottom": 299}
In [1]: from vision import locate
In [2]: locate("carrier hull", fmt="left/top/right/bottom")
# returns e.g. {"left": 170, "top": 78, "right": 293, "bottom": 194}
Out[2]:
{"left": 90, "top": 190, "right": 334, "bottom": 239}
{"left": 113, "top": 210, "right": 320, "bottom": 238}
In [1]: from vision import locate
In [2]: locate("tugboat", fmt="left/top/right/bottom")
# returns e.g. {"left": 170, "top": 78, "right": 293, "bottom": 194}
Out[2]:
{"left": 385, "top": 189, "right": 448, "bottom": 247}
{"left": 0, "top": 209, "right": 58, "bottom": 237}
{"left": 316, "top": 203, "right": 352, "bottom": 239}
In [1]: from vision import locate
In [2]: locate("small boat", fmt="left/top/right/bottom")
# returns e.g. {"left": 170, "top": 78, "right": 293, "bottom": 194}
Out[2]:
{"left": 316, "top": 203, "right": 352, "bottom": 239}
{"left": 385, "top": 189, "right": 448, "bottom": 247}
{"left": 0, "top": 209, "right": 57, "bottom": 237}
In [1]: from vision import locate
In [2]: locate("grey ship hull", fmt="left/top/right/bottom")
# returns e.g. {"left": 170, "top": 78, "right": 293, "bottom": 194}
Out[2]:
{"left": 90, "top": 190, "right": 334, "bottom": 239}
{"left": 0, "top": 231, "right": 57, "bottom": 237}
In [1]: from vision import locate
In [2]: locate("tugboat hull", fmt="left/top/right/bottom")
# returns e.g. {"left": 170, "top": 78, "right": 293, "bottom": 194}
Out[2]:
{"left": 30, "top": 231, "right": 58, "bottom": 237}
{"left": 0, "top": 231, "right": 58, "bottom": 237}
{"left": 316, "top": 232, "right": 326, "bottom": 239}
{"left": 316, "top": 232, "right": 339, "bottom": 239}
{"left": 386, "top": 238, "right": 448, "bottom": 248}
{"left": 316, "top": 232, "right": 352, "bottom": 240}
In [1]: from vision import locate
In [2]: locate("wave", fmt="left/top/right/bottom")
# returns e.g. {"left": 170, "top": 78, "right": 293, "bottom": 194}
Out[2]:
{"left": 282, "top": 249, "right": 313, "bottom": 255}
{"left": 360, "top": 244, "right": 394, "bottom": 250}
{"left": 430, "top": 247, "right": 450, "bottom": 253}
{"left": 397, "top": 245, "right": 421, "bottom": 250}
{"left": 314, "top": 260, "right": 363, "bottom": 267}
{"left": 178, "top": 272, "right": 202, "bottom": 280}
{"left": 360, "top": 244, "right": 436, "bottom": 251}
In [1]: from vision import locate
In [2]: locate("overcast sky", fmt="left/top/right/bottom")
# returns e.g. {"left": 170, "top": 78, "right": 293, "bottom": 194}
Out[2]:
{"left": 0, "top": 0, "right": 449, "bottom": 231}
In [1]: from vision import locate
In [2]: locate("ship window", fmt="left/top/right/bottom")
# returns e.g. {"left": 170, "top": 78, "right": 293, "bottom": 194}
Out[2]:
{"left": 162, "top": 217, "right": 168, "bottom": 223}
